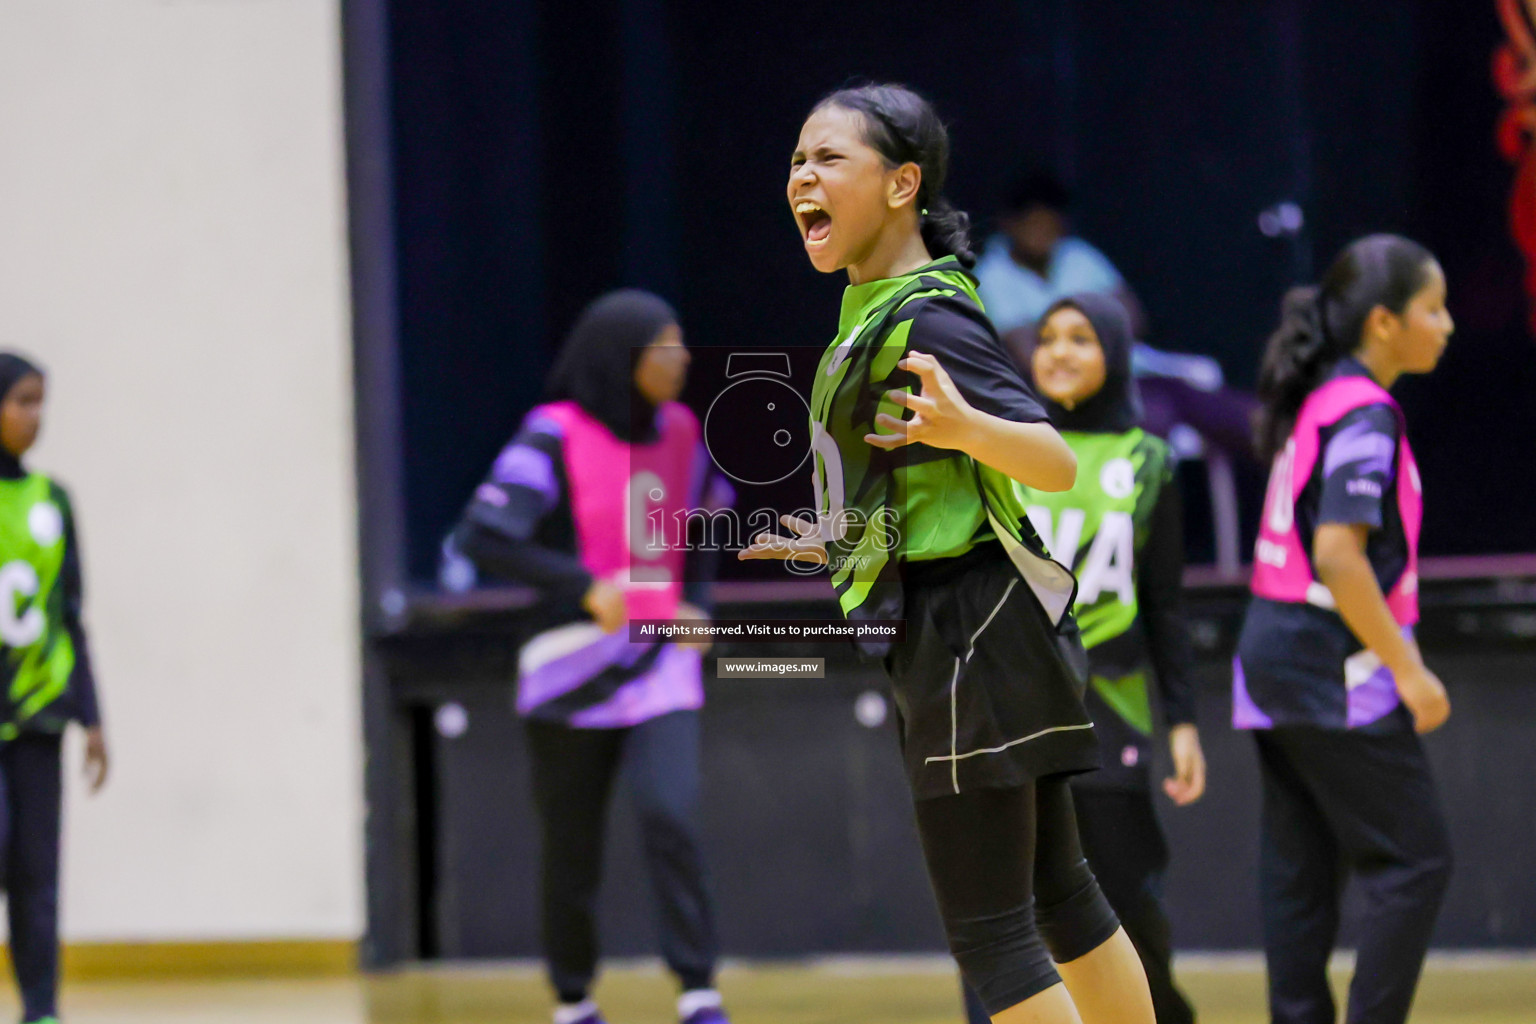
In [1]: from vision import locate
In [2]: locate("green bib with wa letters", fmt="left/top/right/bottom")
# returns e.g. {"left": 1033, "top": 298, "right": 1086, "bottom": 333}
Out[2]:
{"left": 1017, "top": 430, "right": 1170, "bottom": 734}
{"left": 0, "top": 474, "right": 75, "bottom": 740}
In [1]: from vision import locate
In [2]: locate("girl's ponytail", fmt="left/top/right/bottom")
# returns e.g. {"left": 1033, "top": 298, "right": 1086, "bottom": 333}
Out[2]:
{"left": 919, "top": 197, "right": 977, "bottom": 269}
{"left": 1255, "top": 285, "right": 1334, "bottom": 460}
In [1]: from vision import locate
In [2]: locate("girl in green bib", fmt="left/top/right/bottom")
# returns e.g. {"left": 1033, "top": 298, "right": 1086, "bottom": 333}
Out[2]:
{"left": 0, "top": 353, "right": 109, "bottom": 1024}
{"left": 996, "top": 293, "right": 1205, "bottom": 1024}
{"left": 743, "top": 84, "right": 1154, "bottom": 1024}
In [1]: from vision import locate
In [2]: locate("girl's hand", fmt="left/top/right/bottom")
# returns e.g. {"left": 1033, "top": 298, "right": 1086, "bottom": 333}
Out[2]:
{"left": 1163, "top": 724, "right": 1206, "bottom": 806}
{"left": 581, "top": 579, "right": 628, "bottom": 634}
{"left": 84, "top": 726, "right": 109, "bottom": 794}
{"left": 865, "top": 352, "right": 977, "bottom": 452}
{"left": 674, "top": 601, "right": 714, "bottom": 653}
{"left": 738, "top": 514, "right": 827, "bottom": 567}
{"left": 1395, "top": 663, "right": 1451, "bottom": 733}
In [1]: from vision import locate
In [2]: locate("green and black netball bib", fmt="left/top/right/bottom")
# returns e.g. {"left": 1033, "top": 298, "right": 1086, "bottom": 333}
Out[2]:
{"left": 808, "top": 257, "right": 1075, "bottom": 626}
{"left": 1018, "top": 429, "right": 1170, "bottom": 733}
{"left": 0, "top": 474, "right": 75, "bottom": 739}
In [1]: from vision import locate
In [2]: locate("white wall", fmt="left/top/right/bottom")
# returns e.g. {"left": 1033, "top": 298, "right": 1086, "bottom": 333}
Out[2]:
{"left": 0, "top": 1, "right": 362, "bottom": 940}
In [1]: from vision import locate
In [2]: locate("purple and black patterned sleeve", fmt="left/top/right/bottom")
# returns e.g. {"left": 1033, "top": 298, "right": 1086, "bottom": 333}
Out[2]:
{"left": 453, "top": 416, "right": 593, "bottom": 599}
{"left": 1316, "top": 404, "right": 1399, "bottom": 530}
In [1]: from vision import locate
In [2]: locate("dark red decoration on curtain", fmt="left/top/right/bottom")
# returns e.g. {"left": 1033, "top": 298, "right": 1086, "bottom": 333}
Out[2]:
{"left": 1495, "top": 0, "right": 1536, "bottom": 336}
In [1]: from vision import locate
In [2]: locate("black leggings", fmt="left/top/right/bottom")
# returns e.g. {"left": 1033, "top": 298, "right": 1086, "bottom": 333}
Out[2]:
{"left": 0, "top": 734, "right": 62, "bottom": 1023}
{"left": 1073, "top": 786, "right": 1195, "bottom": 1024}
{"left": 525, "top": 712, "right": 719, "bottom": 1003}
{"left": 914, "top": 776, "right": 1120, "bottom": 1017}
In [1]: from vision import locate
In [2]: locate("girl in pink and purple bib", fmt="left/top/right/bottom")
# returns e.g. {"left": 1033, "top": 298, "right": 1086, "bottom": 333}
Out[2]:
{"left": 1235, "top": 235, "right": 1454, "bottom": 1024}
{"left": 453, "top": 291, "right": 733, "bottom": 1024}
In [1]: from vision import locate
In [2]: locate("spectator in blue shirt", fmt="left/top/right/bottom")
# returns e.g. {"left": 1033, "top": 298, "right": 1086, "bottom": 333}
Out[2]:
{"left": 978, "top": 170, "right": 1260, "bottom": 465}
{"left": 976, "top": 169, "right": 1146, "bottom": 348}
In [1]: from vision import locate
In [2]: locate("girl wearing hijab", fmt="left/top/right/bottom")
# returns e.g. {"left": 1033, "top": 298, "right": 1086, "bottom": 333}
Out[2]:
{"left": 452, "top": 291, "right": 732, "bottom": 1024}
{"left": 0, "top": 353, "right": 109, "bottom": 1024}
{"left": 963, "top": 294, "right": 1204, "bottom": 1024}
{"left": 1237, "top": 235, "right": 1453, "bottom": 1024}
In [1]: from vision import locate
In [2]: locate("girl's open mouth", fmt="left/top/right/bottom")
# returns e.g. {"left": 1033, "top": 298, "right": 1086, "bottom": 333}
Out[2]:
{"left": 795, "top": 200, "right": 832, "bottom": 246}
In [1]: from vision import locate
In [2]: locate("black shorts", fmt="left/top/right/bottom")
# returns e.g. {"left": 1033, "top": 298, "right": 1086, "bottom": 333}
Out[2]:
{"left": 887, "top": 547, "right": 1099, "bottom": 799}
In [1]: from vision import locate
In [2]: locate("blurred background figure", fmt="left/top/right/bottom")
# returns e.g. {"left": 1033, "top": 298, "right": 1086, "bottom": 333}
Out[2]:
{"left": 976, "top": 169, "right": 1146, "bottom": 353}
{"left": 451, "top": 291, "right": 733, "bottom": 1024}
{"left": 1237, "top": 235, "right": 1455, "bottom": 1024}
{"left": 962, "top": 295, "right": 1205, "bottom": 1024}
{"left": 0, "top": 354, "right": 109, "bottom": 1024}
{"left": 977, "top": 168, "right": 1257, "bottom": 464}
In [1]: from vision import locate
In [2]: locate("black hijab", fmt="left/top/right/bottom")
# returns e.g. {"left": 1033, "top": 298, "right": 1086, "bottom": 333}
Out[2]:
{"left": 0, "top": 352, "right": 43, "bottom": 478}
{"left": 1036, "top": 292, "right": 1142, "bottom": 434}
{"left": 545, "top": 289, "right": 678, "bottom": 442}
